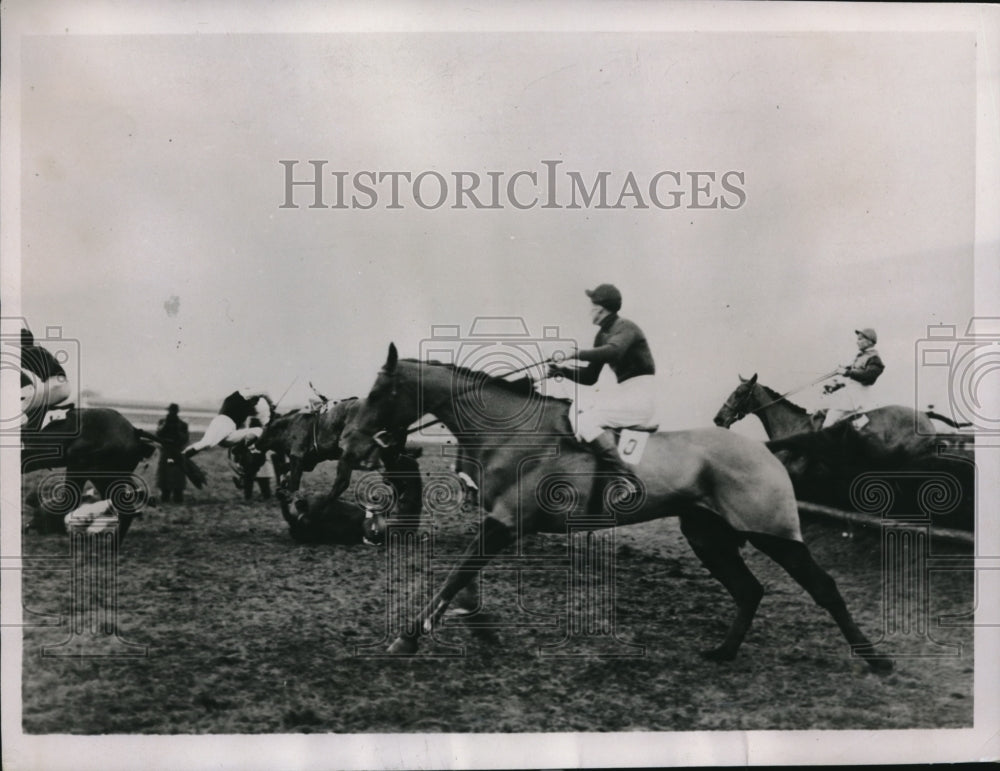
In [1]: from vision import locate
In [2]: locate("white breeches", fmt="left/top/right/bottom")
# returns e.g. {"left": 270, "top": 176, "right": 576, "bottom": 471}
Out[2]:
{"left": 187, "top": 415, "right": 263, "bottom": 452}
{"left": 21, "top": 372, "right": 71, "bottom": 414}
{"left": 822, "top": 380, "right": 874, "bottom": 428}
{"left": 561, "top": 375, "right": 657, "bottom": 442}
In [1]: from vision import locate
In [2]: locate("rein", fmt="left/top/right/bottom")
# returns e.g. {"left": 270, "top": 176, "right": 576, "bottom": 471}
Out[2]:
{"left": 374, "top": 358, "right": 554, "bottom": 446}
{"left": 737, "top": 370, "right": 839, "bottom": 418}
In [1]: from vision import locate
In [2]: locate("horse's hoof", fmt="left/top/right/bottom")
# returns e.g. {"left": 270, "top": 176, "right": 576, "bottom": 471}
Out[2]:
{"left": 699, "top": 647, "right": 736, "bottom": 662}
{"left": 864, "top": 656, "right": 894, "bottom": 675}
{"left": 387, "top": 636, "right": 418, "bottom": 655}
{"left": 853, "top": 645, "right": 894, "bottom": 675}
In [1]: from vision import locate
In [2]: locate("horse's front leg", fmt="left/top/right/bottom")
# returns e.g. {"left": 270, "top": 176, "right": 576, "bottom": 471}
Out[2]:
{"left": 284, "top": 456, "right": 304, "bottom": 494}
{"left": 388, "top": 513, "right": 515, "bottom": 654}
{"left": 327, "top": 458, "right": 352, "bottom": 501}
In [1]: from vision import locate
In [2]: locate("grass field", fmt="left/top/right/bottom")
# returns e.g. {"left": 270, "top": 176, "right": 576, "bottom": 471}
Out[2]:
{"left": 19, "top": 446, "right": 974, "bottom": 734}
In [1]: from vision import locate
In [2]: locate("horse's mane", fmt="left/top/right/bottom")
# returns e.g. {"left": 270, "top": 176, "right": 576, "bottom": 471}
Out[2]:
{"left": 401, "top": 358, "right": 560, "bottom": 401}
{"left": 760, "top": 383, "right": 809, "bottom": 416}
{"left": 277, "top": 397, "right": 358, "bottom": 420}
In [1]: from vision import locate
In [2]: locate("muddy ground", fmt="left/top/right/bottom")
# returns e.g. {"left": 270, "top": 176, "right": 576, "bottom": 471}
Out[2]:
{"left": 20, "top": 446, "right": 973, "bottom": 734}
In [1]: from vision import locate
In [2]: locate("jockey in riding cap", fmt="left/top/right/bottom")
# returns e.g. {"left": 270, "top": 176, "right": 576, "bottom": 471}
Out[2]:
{"left": 184, "top": 387, "right": 272, "bottom": 457}
{"left": 547, "top": 283, "right": 657, "bottom": 498}
{"left": 20, "top": 327, "right": 71, "bottom": 422}
{"left": 821, "top": 327, "right": 884, "bottom": 428}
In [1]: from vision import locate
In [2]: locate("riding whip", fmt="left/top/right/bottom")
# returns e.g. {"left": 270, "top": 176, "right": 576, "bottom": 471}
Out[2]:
{"left": 273, "top": 376, "right": 300, "bottom": 410}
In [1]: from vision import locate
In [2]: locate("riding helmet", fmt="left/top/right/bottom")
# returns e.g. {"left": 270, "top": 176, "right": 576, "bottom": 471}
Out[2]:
{"left": 585, "top": 284, "right": 622, "bottom": 312}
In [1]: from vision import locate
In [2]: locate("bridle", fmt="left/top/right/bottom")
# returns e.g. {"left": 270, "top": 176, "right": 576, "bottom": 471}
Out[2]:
{"left": 724, "top": 370, "right": 840, "bottom": 423}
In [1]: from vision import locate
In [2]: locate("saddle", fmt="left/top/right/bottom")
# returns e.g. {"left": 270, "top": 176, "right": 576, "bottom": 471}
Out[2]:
{"left": 810, "top": 409, "right": 867, "bottom": 431}
{"left": 609, "top": 423, "right": 659, "bottom": 441}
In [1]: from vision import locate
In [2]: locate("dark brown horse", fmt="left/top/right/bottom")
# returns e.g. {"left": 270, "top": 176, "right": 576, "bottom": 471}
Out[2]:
{"left": 713, "top": 374, "right": 963, "bottom": 457}
{"left": 250, "top": 398, "right": 362, "bottom": 499}
{"left": 714, "top": 375, "right": 975, "bottom": 525}
{"left": 339, "top": 344, "right": 892, "bottom": 672}
{"left": 22, "top": 407, "right": 203, "bottom": 538}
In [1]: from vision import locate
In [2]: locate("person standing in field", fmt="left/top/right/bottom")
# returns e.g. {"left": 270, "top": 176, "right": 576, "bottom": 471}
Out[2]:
{"left": 156, "top": 403, "right": 190, "bottom": 503}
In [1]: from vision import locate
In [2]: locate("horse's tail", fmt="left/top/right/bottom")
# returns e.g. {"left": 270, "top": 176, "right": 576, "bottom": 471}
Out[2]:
{"left": 925, "top": 411, "right": 972, "bottom": 429}
{"left": 134, "top": 428, "right": 161, "bottom": 459}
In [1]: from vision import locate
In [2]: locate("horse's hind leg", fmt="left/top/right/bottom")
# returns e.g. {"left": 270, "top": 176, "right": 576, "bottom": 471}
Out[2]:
{"left": 679, "top": 512, "right": 764, "bottom": 662}
{"left": 747, "top": 533, "right": 893, "bottom": 674}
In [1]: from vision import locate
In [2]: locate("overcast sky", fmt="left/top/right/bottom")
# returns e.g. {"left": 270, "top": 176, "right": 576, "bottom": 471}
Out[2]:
{"left": 12, "top": 18, "right": 982, "bottom": 438}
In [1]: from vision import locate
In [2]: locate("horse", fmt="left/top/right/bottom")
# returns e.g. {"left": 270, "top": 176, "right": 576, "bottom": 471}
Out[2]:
{"left": 22, "top": 407, "right": 204, "bottom": 539}
{"left": 249, "top": 397, "right": 362, "bottom": 499}
{"left": 339, "top": 344, "right": 892, "bottom": 672}
{"left": 713, "top": 373, "right": 965, "bottom": 456}
{"left": 714, "top": 374, "right": 975, "bottom": 524}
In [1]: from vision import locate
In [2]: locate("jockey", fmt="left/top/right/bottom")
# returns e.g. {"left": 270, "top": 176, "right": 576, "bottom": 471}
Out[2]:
{"left": 20, "top": 327, "right": 71, "bottom": 422}
{"left": 548, "top": 283, "right": 657, "bottom": 500}
{"left": 184, "top": 387, "right": 272, "bottom": 457}
{"left": 821, "top": 327, "right": 885, "bottom": 428}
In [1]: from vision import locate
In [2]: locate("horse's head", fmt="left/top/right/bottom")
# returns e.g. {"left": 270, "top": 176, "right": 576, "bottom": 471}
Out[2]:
{"left": 713, "top": 373, "right": 759, "bottom": 428}
{"left": 254, "top": 410, "right": 299, "bottom": 455}
{"left": 341, "top": 343, "right": 419, "bottom": 470}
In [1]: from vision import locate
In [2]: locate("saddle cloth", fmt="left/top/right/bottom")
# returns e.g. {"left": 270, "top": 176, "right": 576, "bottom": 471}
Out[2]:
{"left": 610, "top": 424, "right": 659, "bottom": 466}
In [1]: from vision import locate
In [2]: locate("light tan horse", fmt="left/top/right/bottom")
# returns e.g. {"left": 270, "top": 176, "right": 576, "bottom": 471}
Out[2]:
{"left": 340, "top": 344, "right": 892, "bottom": 672}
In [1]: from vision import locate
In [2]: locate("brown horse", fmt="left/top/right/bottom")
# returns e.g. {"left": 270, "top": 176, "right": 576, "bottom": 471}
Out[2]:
{"left": 250, "top": 398, "right": 361, "bottom": 499}
{"left": 22, "top": 407, "right": 203, "bottom": 538}
{"left": 340, "top": 344, "right": 892, "bottom": 672}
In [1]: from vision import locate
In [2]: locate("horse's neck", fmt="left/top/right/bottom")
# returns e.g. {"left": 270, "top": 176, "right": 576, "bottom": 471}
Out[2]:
{"left": 419, "top": 367, "right": 565, "bottom": 445}
{"left": 753, "top": 387, "right": 812, "bottom": 439}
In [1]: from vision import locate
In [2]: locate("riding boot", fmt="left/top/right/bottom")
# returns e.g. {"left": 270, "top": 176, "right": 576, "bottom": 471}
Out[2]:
{"left": 586, "top": 431, "right": 642, "bottom": 506}
{"left": 258, "top": 479, "right": 272, "bottom": 500}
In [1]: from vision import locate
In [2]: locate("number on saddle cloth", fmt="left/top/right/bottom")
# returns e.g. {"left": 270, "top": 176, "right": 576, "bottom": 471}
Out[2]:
{"left": 609, "top": 423, "right": 658, "bottom": 467}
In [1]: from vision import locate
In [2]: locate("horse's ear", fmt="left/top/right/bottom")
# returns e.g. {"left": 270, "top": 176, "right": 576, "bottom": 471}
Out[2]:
{"left": 748, "top": 373, "right": 758, "bottom": 385}
{"left": 385, "top": 342, "right": 398, "bottom": 373}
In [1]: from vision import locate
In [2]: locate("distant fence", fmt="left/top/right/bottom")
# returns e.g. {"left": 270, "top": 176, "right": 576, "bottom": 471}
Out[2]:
{"left": 82, "top": 398, "right": 218, "bottom": 439}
